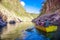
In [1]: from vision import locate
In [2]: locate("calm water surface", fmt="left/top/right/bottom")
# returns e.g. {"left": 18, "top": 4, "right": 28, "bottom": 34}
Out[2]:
{"left": 1, "top": 22, "right": 60, "bottom": 40}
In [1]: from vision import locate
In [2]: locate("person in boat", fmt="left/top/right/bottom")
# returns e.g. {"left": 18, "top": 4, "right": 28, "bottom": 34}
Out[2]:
{"left": 44, "top": 19, "right": 51, "bottom": 27}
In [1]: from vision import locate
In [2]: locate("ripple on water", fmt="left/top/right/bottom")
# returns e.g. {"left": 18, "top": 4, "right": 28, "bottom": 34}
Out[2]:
{"left": 16, "top": 27, "right": 50, "bottom": 40}
{"left": 2, "top": 22, "right": 60, "bottom": 40}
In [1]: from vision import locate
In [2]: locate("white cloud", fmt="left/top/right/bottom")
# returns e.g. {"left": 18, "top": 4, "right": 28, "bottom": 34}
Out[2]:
{"left": 25, "top": 6, "right": 40, "bottom": 14}
{"left": 20, "top": 1, "right": 25, "bottom": 6}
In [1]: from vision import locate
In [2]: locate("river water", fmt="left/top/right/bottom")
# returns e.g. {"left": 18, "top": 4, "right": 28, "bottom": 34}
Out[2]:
{"left": 1, "top": 22, "right": 60, "bottom": 40}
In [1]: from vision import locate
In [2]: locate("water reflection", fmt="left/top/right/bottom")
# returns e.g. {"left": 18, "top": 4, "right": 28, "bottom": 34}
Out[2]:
{"left": 1, "top": 22, "right": 60, "bottom": 40}
{"left": 1, "top": 22, "right": 34, "bottom": 40}
{"left": 18, "top": 28, "right": 50, "bottom": 40}
{"left": 18, "top": 27, "right": 60, "bottom": 40}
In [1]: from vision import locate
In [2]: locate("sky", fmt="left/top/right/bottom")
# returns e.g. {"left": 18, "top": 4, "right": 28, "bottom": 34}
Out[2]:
{"left": 20, "top": 0, "right": 45, "bottom": 14}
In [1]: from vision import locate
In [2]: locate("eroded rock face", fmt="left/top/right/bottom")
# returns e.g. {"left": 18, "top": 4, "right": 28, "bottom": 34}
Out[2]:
{"left": 41, "top": 0, "right": 60, "bottom": 15}
{"left": 33, "top": 0, "right": 60, "bottom": 26}
{"left": 0, "top": 11, "right": 7, "bottom": 30}
{"left": 32, "top": 12, "right": 60, "bottom": 27}
{"left": 0, "top": 11, "right": 7, "bottom": 22}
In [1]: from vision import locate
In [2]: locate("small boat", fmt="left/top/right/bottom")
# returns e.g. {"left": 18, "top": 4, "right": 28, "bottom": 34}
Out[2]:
{"left": 35, "top": 25, "right": 57, "bottom": 32}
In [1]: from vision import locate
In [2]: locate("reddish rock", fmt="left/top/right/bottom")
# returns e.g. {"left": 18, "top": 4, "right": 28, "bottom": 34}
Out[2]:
{"left": 41, "top": 0, "right": 60, "bottom": 15}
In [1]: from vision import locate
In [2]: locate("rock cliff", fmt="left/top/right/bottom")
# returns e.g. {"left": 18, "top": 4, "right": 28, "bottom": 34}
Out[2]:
{"left": 0, "top": 0, "right": 36, "bottom": 22}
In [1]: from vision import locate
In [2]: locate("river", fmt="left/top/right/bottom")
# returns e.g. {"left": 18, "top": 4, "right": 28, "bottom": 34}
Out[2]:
{"left": 1, "top": 22, "right": 60, "bottom": 40}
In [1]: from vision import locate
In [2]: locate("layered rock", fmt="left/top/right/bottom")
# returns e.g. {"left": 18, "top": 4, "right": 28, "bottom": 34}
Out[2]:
{"left": 0, "top": 0, "right": 34, "bottom": 22}
{"left": 40, "top": 0, "right": 60, "bottom": 15}
{"left": 33, "top": 13, "right": 60, "bottom": 26}
{"left": 0, "top": 11, "right": 7, "bottom": 30}
{"left": 0, "top": 11, "right": 7, "bottom": 22}
{"left": 32, "top": 0, "right": 60, "bottom": 26}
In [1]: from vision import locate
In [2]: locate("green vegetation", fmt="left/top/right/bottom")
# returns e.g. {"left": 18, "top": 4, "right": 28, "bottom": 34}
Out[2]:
{"left": 29, "top": 13, "right": 39, "bottom": 18}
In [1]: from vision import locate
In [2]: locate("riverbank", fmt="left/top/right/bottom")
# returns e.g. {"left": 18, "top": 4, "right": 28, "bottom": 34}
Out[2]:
{"left": 1, "top": 22, "right": 34, "bottom": 40}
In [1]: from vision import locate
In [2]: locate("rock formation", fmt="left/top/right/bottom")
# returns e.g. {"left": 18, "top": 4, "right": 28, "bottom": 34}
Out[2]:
{"left": 40, "top": 0, "right": 60, "bottom": 15}
{"left": 0, "top": 11, "right": 7, "bottom": 22}
{"left": 0, "top": 0, "right": 35, "bottom": 22}
{"left": 0, "top": 11, "right": 7, "bottom": 32}
{"left": 32, "top": 0, "right": 60, "bottom": 26}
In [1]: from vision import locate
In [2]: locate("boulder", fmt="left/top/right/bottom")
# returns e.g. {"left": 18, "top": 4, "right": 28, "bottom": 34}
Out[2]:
{"left": 9, "top": 20, "right": 16, "bottom": 24}
{"left": 0, "top": 11, "right": 7, "bottom": 33}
